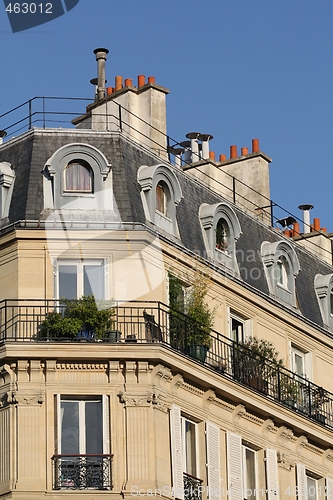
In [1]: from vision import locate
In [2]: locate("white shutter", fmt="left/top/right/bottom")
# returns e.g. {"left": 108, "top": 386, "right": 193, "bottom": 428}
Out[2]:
{"left": 265, "top": 449, "right": 279, "bottom": 500}
{"left": 206, "top": 421, "right": 221, "bottom": 499}
{"left": 326, "top": 478, "right": 333, "bottom": 500}
{"left": 170, "top": 405, "right": 184, "bottom": 500}
{"left": 102, "top": 395, "right": 110, "bottom": 454}
{"left": 296, "top": 464, "right": 307, "bottom": 500}
{"left": 226, "top": 431, "right": 243, "bottom": 500}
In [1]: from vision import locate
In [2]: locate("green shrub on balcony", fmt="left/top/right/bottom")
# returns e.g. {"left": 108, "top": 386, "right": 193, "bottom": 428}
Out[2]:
{"left": 38, "top": 296, "right": 115, "bottom": 339}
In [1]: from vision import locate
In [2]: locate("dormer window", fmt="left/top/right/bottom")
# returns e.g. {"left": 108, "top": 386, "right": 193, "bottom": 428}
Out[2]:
{"left": 314, "top": 273, "right": 333, "bottom": 331}
{"left": 64, "top": 161, "right": 93, "bottom": 193}
{"left": 199, "top": 202, "right": 242, "bottom": 274}
{"left": 261, "top": 240, "right": 300, "bottom": 307}
{"left": 216, "top": 218, "right": 230, "bottom": 253}
{"left": 138, "top": 164, "right": 182, "bottom": 237}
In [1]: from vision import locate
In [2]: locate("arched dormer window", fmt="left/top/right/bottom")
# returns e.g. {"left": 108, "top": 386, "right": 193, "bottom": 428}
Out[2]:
{"left": 138, "top": 164, "right": 182, "bottom": 237}
{"left": 199, "top": 202, "right": 242, "bottom": 273}
{"left": 43, "top": 143, "right": 111, "bottom": 211}
{"left": 261, "top": 240, "right": 300, "bottom": 306}
{"left": 314, "top": 273, "right": 333, "bottom": 331}
{"left": 64, "top": 160, "right": 93, "bottom": 193}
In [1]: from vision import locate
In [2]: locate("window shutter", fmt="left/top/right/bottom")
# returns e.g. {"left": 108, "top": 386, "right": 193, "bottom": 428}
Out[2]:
{"left": 265, "top": 449, "right": 279, "bottom": 500}
{"left": 296, "top": 464, "right": 307, "bottom": 500}
{"left": 206, "top": 421, "right": 221, "bottom": 499}
{"left": 226, "top": 431, "right": 243, "bottom": 500}
{"left": 170, "top": 405, "right": 184, "bottom": 500}
{"left": 326, "top": 478, "right": 333, "bottom": 500}
{"left": 102, "top": 395, "right": 110, "bottom": 454}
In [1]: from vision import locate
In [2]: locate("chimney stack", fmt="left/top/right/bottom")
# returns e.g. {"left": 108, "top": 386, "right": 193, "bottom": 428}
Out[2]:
{"left": 93, "top": 48, "right": 109, "bottom": 101}
{"left": 199, "top": 133, "right": 213, "bottom": 160}
{"left": 0, "top": 130, "right": 7, "bottom": 145}
{"left": 298, "top": 204, "right": 314, "bottom": 234}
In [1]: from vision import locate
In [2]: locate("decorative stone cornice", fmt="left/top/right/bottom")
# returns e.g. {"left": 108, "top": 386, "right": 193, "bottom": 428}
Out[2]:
{"left": 56, "top": 363, "right": 108, "bottom": 370}
{"left": 151, "top": 393, "right": 171, "bottom": 413}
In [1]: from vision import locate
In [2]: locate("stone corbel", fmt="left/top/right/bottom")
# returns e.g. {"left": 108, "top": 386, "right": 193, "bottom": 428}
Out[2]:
{"left": 170, "top": 373, "right": 184, "bottom": 393}
{"left": 322, "top": 449, "right": 333, "bottom": 465}
{"left": 277, "top": 451, "right": 294, "bottom": 471}
{"left": 151, "top": 392, "right": 172, "bottom": 413}
{"left": 203, "top": 389, "right": 216, "bottom": 409}
{"left": 232, "top": 404, "right": 246, "bottom": 423}
{"left": 7, "top": 391, "right": 44, "bottom": 406}
{"left": 118, "top": 391, "right": 153, "bottom": 408}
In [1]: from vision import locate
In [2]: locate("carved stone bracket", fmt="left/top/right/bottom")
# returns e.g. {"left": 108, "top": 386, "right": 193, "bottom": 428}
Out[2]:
{"left": 7, "top": 391, "right": 44, "bottom": 406}
{"left": 118, "top": 392, "right": 153, "bottom": 408}
{"left": 277, "top": 451, "right": 294, "bottom": 471}
{"left": 151, "top": 393, "right": 171, "bottom": 413}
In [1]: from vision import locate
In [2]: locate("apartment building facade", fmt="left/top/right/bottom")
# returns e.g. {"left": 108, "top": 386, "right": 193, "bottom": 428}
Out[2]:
{"left": 0, "top": 49, "right": 332, "bottom": 500}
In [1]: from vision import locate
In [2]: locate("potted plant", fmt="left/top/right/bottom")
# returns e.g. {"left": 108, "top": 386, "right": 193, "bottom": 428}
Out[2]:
{"left": 62, "top": 296, "right": 115, "bottom": 340}
{"left": 311, "top": 386, "right": 329, "bottom": 424}
{"left": 38, "top": 296, "right": 115, "bottom": 341}
{"left": 234, "top": 337, "right": 284, "bottom": 395}
{"left": 185, "top": 275, "right": 216, "bottom": 363}
{"left": 38, "top": 311, "right": 82, "bottom": 340}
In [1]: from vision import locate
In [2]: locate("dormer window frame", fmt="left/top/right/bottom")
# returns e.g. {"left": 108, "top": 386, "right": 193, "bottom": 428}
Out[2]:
{"left": 199, "top": 202, "right": 242, "bottom": 274}
{"left": 0, "top": 161, "right": 15, "bottom": 220}
{"left": 43, "top": 143, "right": 112, "bottom": 210}
{"left": 63, "top": 160, "right": 94, "bottom": 195}
{"left": 261, "top": 240, "right": 300, "bottom": 307}
{"left": 138, "top": 164, "right": 182, "bottom": 237}
{"left": 314, "top": 273, "right": 333, "bottom": 331}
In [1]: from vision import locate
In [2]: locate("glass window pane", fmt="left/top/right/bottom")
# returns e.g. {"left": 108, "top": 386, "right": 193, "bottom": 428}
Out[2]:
{"left": 184, "top": 420, "right": 196, "bottom": 477}
{"left": 61, "top": 401, "right": 79, "bottom": 455}
{"left": 85, "top": 400, "right": 103, "bottom": 455}
{"left": 83, "top": 264, "right": 104, "bottom": 299}
{"left": 59, "top": 265, "right": 77, "bottom": 299}
{"left": 294, "top": 353, "right": 304, "bottom": 377}
{"left": 307, "top": 476, "right": 317, "bottom": 500}
{"left": 245, "top": 448, "right": 256, "bottom": 500}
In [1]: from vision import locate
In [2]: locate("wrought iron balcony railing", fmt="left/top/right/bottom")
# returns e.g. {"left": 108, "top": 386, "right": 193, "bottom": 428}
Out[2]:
{"left": 52, "top": 454, "right": 113, "bottom": 490}
{"left": 1, "top": 298, "right": 333, "bottom": 430}
{"left": 183, "top": 472, "right": 203, "bottom": 500}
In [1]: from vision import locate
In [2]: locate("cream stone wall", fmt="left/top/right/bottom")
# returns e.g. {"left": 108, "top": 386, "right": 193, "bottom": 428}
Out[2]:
{"left": 0, "top": 350, "right": 332, "bottom": 499}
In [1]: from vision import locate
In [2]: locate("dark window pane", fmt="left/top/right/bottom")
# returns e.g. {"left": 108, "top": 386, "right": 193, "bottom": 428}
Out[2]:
{"left": 85, "top": 400, "right": 103, "bottom": 455}
{"left": 59, "top": 265, "right": 77, "bottom": 299}
{"left": 61, "top": 401, "right": 79, "bottom": 455}
{"left": 84, "top": 264, "right": 104, "bottom": 299}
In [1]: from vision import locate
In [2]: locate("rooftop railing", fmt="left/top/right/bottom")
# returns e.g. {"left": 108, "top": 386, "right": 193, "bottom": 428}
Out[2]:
{"left": 1, "top": 298, "right": 333, "bottom": 430}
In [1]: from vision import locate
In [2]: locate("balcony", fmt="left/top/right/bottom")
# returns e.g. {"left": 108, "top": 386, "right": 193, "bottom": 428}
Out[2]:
{"left": 1, "top": 299, "right": 333, "bottom": 430}
{"left": 52, "top": 454, "right": 113, "bottom": 490}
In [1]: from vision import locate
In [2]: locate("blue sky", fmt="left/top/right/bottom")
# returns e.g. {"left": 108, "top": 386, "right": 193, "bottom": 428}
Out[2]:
{"left": 0, "top": 0, "right": 332, "bottom": 230}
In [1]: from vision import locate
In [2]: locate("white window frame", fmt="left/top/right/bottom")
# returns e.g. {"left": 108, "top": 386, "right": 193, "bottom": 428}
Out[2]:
{"left": 261, "top": 240, "right": 300, "bottom": 307}
{"left": 228, "top": 308, "right": 251, "bottom": 343}
{"left": 0, "top": 161, "right": 15, "bottom": 220}
{"left": 242, "top": 444, "right": 258, "bottom": 500}
{"left": 55, "top": 258, "right": 107, "bottom": 300}
{"left": 297, "top": 464, "right": 325, "bottom": 500}
{"left": 199, "top": 202, "right": 242, "bottom": 274}
{"left": 314, "top": 273, "right": 333, "bottom": 331}
{"left": 138, "top": 164, "right": 182, "bottom": 237}
{"left": 289, "top": 343, "right": 312, "bottom": 381}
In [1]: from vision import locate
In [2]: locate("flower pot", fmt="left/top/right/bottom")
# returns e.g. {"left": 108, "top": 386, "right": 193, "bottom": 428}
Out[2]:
{"left": 188, "top": 345, "right": 208, "bottom": 363}
{"left": 106, "top": 330, "right": 122, "bottom": 342}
